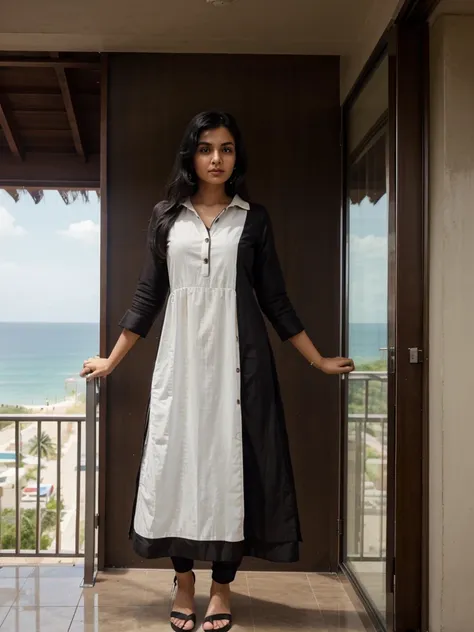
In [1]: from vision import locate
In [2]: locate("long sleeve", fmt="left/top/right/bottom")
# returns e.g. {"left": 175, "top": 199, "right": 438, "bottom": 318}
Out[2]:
{"left": 253, "top": 208, "right": 304, "bottom": 342}
{"left": 119, "top": 221, "right": 170, "bottom": 338}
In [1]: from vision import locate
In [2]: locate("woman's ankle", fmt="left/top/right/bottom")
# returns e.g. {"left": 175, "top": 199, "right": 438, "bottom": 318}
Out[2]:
{"left": 211, "top": 580, "right": 231, "bottom": 593}
{"left": 176, "top": 571, "right": 195, "bottom": 588}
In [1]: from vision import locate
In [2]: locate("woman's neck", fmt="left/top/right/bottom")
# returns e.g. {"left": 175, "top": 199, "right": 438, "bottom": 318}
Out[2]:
{"left": 192, "top": 183, "right": 231, "bottom": 207}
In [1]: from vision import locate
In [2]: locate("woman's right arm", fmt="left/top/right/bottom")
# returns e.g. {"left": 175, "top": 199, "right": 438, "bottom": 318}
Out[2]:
{"left": 80, "top": 329, "right": 140, "bottom": 379}
{"left": 80, "top": 208, "right": 170, "bottom": 379}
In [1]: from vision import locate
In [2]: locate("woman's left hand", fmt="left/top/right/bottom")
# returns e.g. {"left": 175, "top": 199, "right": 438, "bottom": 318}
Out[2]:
{"left": 319, "top": 357, "right": 355, "bottom": 375}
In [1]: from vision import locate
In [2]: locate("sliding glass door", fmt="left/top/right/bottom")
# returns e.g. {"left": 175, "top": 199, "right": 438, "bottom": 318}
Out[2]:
{"left": 342, "top": 55, "right": 393, "bottom": 627}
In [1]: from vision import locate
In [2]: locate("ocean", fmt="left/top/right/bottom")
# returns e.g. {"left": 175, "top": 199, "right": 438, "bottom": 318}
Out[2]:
{"left": 0, "top": 322, "right": 99, "bottom": 406}
{"left": 0, "top": 321, "right": 386, "bottom": 406}
{"left": 349, "top": 322, "right": 387, "bottom": 364}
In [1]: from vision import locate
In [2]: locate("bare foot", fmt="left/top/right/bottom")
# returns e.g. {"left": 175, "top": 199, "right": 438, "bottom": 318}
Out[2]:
{"left": 171, "top": 572, "right": 196, "bottom": 630}
{"left": 203, "top": 581, "right": 232, "bottom": 631}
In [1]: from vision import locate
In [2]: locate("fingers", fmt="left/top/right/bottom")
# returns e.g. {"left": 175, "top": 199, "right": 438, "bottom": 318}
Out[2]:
{"left": 338, "top": 357, "right": 355, "bottom": 370}
{"left": 81, "top": 360, "right": 98, "bottom": 378}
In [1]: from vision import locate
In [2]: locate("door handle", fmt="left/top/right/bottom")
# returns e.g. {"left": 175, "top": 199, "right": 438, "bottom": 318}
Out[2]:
{"left": 408, "top": 347, "right": 423, "bottom": 364}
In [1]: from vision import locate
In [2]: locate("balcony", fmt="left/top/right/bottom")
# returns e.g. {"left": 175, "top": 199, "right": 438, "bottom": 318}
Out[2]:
{"left": 0, "top": 564, "right": 373, "bottom": 631}
{"left": 0, "top": 380, "right": 98, "bottom": 587}
{"left": 0, "top": 379, "right": 377, "bottom": 631}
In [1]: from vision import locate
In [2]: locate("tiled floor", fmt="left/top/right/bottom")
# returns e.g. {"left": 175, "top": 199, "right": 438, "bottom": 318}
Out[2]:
{"left": 0, "top": 563, "right": 375, "bottom": 631}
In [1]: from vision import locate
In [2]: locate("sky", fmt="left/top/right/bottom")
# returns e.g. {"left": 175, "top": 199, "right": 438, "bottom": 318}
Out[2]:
{"left": 349, "top": 193, "right": 388, "bottom": 324}
{"left": 0, "top": 189, "right": 100, "bottom": 323}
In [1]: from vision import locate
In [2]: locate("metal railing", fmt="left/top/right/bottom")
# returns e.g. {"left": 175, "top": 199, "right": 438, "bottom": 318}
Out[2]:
{"left": 83, "top": 377, "right": 98, "bottom": 587}
{"left": 0, "top": 378, "right": 99, "bottom": 585}
{"left": 346, "top": 371, "right": 388, "bottom": 562}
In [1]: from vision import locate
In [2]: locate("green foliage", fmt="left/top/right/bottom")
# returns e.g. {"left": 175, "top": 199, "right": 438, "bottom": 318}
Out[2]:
{"left": 348, "top": 360, "right": 387, "bottom": 417}
{"left": 41, "top": 495, "right": 65, "bottom": 533}
{"left": 0, "top": 408, "right": 30, "bottom": 431}
{"left": 0, "top": 508, "right": 53, "bottom": 551}
{"left": 27, "top": 432, "right": 57, "bottom": 460}
{"left": 0, "top": 405, "right": 30, "bottom": 414}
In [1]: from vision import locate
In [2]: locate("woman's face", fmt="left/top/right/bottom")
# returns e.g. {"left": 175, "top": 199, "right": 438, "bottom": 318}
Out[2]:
{"left": 194, "top": 126, "right": 236, "bottom": 188}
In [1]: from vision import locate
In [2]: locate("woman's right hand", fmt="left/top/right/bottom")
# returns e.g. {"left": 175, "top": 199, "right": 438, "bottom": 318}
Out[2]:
{"left": 80, "top": 356, "right": 113, "bottom": 380}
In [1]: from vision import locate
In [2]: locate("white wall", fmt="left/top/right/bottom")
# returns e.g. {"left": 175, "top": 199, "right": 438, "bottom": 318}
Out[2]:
{"left": 429, "top": 14, "right": 474, "bottom": 632}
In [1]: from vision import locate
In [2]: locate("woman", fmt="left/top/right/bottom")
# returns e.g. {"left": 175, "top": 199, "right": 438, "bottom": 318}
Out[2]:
{"left": 81, "top": 111, "right": 354, "bottom": 632}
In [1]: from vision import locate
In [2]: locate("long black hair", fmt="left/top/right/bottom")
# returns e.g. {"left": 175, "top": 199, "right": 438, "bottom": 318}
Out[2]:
{"left": 150, "top": 111, "right": 248, "bottom": 261}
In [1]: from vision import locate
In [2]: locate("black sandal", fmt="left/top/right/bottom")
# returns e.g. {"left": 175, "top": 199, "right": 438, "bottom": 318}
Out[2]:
{"left": 202, "top": 613, "right": 233, "bottom": 632}
{"left": 170, "top": 612, "right": 197, "bottom": 632}
{"left": 170, "top": 572, "right": 196, "bottom": 632}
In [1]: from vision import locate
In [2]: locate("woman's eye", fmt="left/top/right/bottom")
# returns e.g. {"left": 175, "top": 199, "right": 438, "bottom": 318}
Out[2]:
{"left": 223, "top": 147, "right": 234, "bottom": 154}
{"left": 199, "top": 147, "right": 209, "bottom": 153}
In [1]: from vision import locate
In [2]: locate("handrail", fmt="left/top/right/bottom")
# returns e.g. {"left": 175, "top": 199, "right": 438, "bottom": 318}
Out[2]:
{"left": 0, "top": 414, "right": 85, "bottom": 422}
{"left": 83, "top": 377, "right": 99, "bottom": 587}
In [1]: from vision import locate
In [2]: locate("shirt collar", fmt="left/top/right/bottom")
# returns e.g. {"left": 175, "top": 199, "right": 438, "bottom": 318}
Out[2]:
{"left": 182, "top": 194, "right": 250, "bottom": 212}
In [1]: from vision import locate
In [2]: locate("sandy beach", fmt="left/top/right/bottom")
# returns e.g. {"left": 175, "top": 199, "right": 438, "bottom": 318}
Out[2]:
{"left": 25, "top": 398, "right": 78, "bottom": 414}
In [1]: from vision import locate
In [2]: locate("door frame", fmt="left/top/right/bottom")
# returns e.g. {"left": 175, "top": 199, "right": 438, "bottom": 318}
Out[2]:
{"left": 339, "top": 2, "right": 432, "bottom": 631}
{"left": 339, "top": 50, "right": 393, "bottom": 631}
{"left": 98, "top": 53, "right": 108, "bottom": 571}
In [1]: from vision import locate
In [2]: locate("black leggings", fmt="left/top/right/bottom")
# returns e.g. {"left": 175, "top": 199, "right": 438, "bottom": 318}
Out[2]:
{"left": 171, "top": 557, "right": 241, "bottom": 585}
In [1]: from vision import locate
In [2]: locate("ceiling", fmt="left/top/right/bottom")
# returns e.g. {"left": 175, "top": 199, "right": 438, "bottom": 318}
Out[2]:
{"left": 0, "top": 52, "right": 101, "bottom": 194}
{"left": 0, "top": 0, "right": 383, "bottom": 56}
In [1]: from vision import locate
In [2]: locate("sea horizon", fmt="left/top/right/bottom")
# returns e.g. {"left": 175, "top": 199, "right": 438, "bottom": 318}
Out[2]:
{"left": 0, "top": 321, "right": 387, "bottom": 406}
{"left": 0, "top": 322, "right": 100, "bottom": 406}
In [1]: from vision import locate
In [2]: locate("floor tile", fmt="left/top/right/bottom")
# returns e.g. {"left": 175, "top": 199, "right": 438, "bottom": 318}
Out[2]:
{"left": 14, "top": 577, "right": 83, "bottom": 607}
{"left": 79, "top": 570, "right": 174, "bottom": 607}
{"left": 70, "top": 606, "right": 175, "bottom": 631}
{"left": 0, "top": 579, "right": 25, "bottom": 608}
{"left": 0, "top": 607, "right": 76, "bottom": 632}
{"left": 248, "top": 572, "right": 316, "bottom": 608}
{"left": 0, "top": 608, "right": 10, "bottom": 626}
{"left": 29, "top": 565, "right": 84, "bottom": 579}
{"left": 0, "top": 567, "right": 375, "bottom": 632}
{"left": 0, "top": 568, "right": 35, "bottom": 580}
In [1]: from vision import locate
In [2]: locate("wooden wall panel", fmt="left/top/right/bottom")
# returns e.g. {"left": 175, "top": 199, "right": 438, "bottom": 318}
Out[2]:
{"left": 105, "top": 53, "right": 341, "bottom": 571}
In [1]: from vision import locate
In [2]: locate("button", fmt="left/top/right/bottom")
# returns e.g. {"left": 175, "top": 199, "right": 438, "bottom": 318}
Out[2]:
{"left": 236, "top": 368, "right": 240, "bottom": 373}
{"left": 215, "top": 218, "right": 219, "bottom": 223}
{"left": 204, "top": 258, "right": 209, "bottom": 264}
{"left": 205, "top": 238, "right": 209, "bottom": 243}
{"left": 237, "top": 399, "right": 240, "bottom": 405}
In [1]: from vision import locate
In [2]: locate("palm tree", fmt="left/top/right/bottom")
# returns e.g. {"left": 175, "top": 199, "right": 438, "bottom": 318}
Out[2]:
{"left": 27, "top": 432, "right": 57, "bottom": 460}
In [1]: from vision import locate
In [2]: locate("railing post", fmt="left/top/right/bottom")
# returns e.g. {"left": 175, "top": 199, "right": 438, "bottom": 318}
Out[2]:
{"left": 83, "top": 377, "right": 98, "bottom": 587}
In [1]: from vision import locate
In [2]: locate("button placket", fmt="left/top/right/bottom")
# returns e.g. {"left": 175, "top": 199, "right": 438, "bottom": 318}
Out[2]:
{"left": 200, "top": 224, "right": 210, "bottom": 277}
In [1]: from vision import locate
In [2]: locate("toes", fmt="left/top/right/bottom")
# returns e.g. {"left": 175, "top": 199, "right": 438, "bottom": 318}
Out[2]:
{"left": 202, "top": 622, "right": 214, "bottom": 631}
{"left": 171, "top": 617, "right": 194, "bottom": 630}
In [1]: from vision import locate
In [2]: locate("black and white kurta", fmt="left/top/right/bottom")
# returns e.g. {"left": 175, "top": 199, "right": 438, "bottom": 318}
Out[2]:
{"left": 121, "top": 195, "right": 303, "bottom": 564}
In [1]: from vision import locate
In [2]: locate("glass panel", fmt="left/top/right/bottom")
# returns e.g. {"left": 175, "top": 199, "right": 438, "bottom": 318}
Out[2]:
{"left": 348, "top": 57, "right": 388, "bottom": 154}
{"left": 345, "top": 131, "right": 389, "bottom": 621}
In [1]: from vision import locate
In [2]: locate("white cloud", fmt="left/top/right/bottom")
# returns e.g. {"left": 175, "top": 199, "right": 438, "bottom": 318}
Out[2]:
{"left": 0, "top": 261, "right": 20, "bottom": 272}
{"left": 0, "top": 206, "right": 26, "bottom": 237}
{"left": 58, "top": 220, "right": 99, "bottom": 246}
{"left": 0, "top": 260, "right": 99, "bottom": 323}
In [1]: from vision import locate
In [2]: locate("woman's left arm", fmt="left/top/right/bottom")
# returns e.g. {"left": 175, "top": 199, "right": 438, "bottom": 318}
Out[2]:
{"left": 253, "top": 207, "right": 354, "bottom": 376}
{"left": 289, "top": 330, "right": 354, "bottom": 375}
